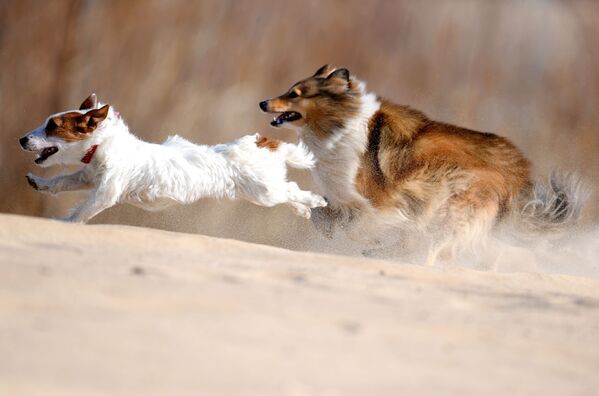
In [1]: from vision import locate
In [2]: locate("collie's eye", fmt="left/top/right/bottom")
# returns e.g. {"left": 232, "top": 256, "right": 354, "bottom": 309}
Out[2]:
{"left": 288, "top": 91, "right": 299, "bottom": 99}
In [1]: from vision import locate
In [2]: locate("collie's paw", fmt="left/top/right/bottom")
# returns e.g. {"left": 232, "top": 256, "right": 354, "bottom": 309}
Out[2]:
{"left": 310, "top": 206, "right": 335, "bottom": 239}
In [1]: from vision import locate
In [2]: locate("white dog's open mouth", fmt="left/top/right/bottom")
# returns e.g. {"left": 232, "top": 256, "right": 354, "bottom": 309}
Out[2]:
{"left": 35, "top": 146, "right": 58, "bottom": 164}
{"left": 270, "top": 111, "right": 302, "bottom": 127}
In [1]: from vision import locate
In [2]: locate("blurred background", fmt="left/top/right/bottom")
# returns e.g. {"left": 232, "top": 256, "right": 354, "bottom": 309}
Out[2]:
{"left": 1, "top": 0, "right": 598, "bottom": 251}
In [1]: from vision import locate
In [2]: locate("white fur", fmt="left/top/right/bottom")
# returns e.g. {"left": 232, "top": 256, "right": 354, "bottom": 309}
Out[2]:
{"left": 300, "top": 83, "right": 380, "bottom": 209}
{"left": 294, "top": 77, "right": 588, "bottom": 265}
{"left": 21, "top": 103, "right": 326, "bottom": 223}
{"left": 288, "top": 78, "right": 495, "bottom": 262}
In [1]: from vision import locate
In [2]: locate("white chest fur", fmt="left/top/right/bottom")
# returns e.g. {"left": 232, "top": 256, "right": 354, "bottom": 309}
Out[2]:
{"left": 302, "top": 92, "right": 380, "bottom": 209}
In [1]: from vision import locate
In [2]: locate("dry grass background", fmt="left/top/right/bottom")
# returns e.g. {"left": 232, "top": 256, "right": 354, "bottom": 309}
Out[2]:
{"left": 1, "top": 0, "right": 598, "bottom": 250}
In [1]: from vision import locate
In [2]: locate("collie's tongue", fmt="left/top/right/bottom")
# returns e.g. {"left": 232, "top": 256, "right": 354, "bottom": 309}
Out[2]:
{"left": 271, "top": 111, "right": 301, "bottom": 126}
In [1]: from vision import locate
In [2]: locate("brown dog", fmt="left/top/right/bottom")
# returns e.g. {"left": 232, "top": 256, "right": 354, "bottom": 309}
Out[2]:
{"left": 260, "top": 65, "right": 587, "bottom": 262}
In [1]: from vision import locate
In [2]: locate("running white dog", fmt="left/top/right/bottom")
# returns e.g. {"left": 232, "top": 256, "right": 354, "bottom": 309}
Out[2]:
{"left": 19, "top": 94, "right": 326, "bottom": 223}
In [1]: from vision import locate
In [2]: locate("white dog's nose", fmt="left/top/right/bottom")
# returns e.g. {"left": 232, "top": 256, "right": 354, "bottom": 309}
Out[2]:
{"left": 19, "top": 136, "right": 29, "bottom": 148}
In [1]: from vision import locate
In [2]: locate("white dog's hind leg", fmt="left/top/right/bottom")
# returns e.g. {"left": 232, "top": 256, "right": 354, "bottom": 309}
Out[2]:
{"left": 285, "top": 182, "right": 327, "bottom": 219}
{"left": 289, "top": 202, "right": 312, "bottom": 219}
{"left": 242, "top": 181, "right": 326, "bottom": 219}
{"left": 26, "top": 170, "right": 92, "bottom": 195}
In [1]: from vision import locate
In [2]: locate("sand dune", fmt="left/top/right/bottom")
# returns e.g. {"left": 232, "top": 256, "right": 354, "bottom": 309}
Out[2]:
{"left": 1, "top": 213, "right": 598, "bottom": 395}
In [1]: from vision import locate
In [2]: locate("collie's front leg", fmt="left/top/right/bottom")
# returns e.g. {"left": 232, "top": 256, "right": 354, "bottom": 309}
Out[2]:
{"left": 26, "top": 170, "right": 92, "bottom": 195}
{"left": 310, "top": 204, "right": 345, "bottom": 239}
{"left": 62, "top": 187, "right": 119, "bottom": 223}
{"left": 311, "top": 204, "right": 360, "bottom": 239}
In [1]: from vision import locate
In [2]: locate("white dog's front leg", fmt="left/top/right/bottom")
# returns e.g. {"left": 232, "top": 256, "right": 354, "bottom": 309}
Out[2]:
{"left": 62, "top": 187, "right": 119, "bottom": 223}
{"left": 26, "top": 170, "right": 92, "bottom": 195}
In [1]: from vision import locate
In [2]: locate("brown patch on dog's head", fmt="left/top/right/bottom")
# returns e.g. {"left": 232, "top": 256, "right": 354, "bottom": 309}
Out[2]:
{"left": 46, "top": 105, "right": 109, "bottom": 142}
{"left": 260, "top": 65, "right": 362, "bottom": 137}
{"left": 255, "top": 135, "right": 281, "bottom": 151}
{"left": 79, "top": 93, "right": 98, "bottom": 110}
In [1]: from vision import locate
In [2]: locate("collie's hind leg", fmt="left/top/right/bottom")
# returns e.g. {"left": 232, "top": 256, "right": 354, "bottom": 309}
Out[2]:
{"left": 426, "top": 194, "right": 499, "bottom": 266}
{"left": 424, "top": 238, "right": 456, "bottom": 266}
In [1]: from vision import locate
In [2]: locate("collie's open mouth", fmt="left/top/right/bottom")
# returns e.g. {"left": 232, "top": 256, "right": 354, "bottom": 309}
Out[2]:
{"left": 271, "top": 111, "right": 302, "bottom": 127}
{"left": 35, "top": 146, "right": 58, "bottom": 164}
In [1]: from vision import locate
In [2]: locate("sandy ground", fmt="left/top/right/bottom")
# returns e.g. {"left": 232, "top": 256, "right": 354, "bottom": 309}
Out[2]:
{"left": 1, "top": 213, "right": 599, "bottom": 396}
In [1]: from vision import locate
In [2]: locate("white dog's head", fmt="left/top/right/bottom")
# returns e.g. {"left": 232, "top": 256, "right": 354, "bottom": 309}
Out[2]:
{"left": 19, "top": 94, "right": 110, "bottom": 167}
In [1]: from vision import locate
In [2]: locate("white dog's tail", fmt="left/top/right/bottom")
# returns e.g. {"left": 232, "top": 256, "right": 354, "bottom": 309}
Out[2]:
{"left": 280, "top": 141, "right": 315, "bottom": 169}
{"left": 512, "top": 172, "right": 590, "bottom": 234}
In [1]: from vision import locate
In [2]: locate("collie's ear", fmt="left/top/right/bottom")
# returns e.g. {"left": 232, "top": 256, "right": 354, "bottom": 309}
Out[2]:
{"left": 83, "top": 104, "right": 109, "bottom": 128}
{"left": 323, "top": 68, "right": 350, "bottom": 94}
{"left": 326, "top": 68, "right": 350, "bottom": 82}
{"left": 313, "top": 64, "right": 334, "bottom": 78}
{"left": 79, "top": 93, "right": 98, "bottom": 110}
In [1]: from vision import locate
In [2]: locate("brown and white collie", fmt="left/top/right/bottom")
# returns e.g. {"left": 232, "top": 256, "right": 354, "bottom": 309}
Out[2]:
{"left": 260, "top": 65, "right": 588, "bottom": 263}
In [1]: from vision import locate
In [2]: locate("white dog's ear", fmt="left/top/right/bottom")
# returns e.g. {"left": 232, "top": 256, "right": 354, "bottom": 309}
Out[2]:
{"left": 83, "top": 104, "right": 109, "bottom": 128}
{"left": 79, "top": 93, "right": 98, "bottom": 110}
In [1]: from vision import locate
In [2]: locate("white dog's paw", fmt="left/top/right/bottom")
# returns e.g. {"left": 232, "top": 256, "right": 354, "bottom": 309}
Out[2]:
{"left": 311, "top": 194, "right": 328, "bottom": 208}
{"left": 292, "top": 203, "right": 312, "bottom": 219}
{"left": 26, "top": 173, "right": 50, "bottom": 192}
{"left": 301, "top": 209, "right": 312, "bottom": 219}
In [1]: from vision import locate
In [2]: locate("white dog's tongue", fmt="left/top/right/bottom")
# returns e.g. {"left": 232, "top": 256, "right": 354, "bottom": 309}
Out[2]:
{"left": 41, "top": 147, "right": 58, "bottom": 157}
{"left": 35, "top": 146, "right": 58, "bottom": 164}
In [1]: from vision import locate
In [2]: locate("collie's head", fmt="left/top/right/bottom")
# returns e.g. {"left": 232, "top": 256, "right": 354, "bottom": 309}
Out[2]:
{"left": 259, "top": 65, "right": 364, "bottom": 138}
{"left": 19, "top": 94, "right": 111, "bottom": 167}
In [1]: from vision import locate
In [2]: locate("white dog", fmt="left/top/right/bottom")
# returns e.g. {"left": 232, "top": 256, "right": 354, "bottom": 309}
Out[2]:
{"left": 20, "top": 94, "right": 326, "bottom": 223}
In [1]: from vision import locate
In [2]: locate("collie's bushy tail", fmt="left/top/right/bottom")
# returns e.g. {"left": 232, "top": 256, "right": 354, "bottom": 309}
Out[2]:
{"left": 513, "top": 172, "right": 590, "bottom": 234}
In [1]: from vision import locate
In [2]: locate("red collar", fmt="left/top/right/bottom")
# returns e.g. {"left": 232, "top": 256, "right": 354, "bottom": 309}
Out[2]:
{"left": 81, "top": 145, "right": 99, "bottom": 164}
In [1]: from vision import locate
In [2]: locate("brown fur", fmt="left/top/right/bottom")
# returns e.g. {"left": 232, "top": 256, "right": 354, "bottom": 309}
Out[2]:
{"left": 261, "top": 66, "right": 588, "bottom": 261}
{"left": 261, "top": 67, "right": 362, "bottom": 138}
{"left": 263, "top": 66, "right": 535, "bottom": 250}
{"left": 356, "top": 99, "right": 531, "bottom": 220}
{"left": 255, "top": 135, "right": 281, "bottom": 151}
{"left": 79, "top": 93, "right": 98, "bottom": 110}
{"left": 45, "top": 105, "right": 109, "bottom": 142}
